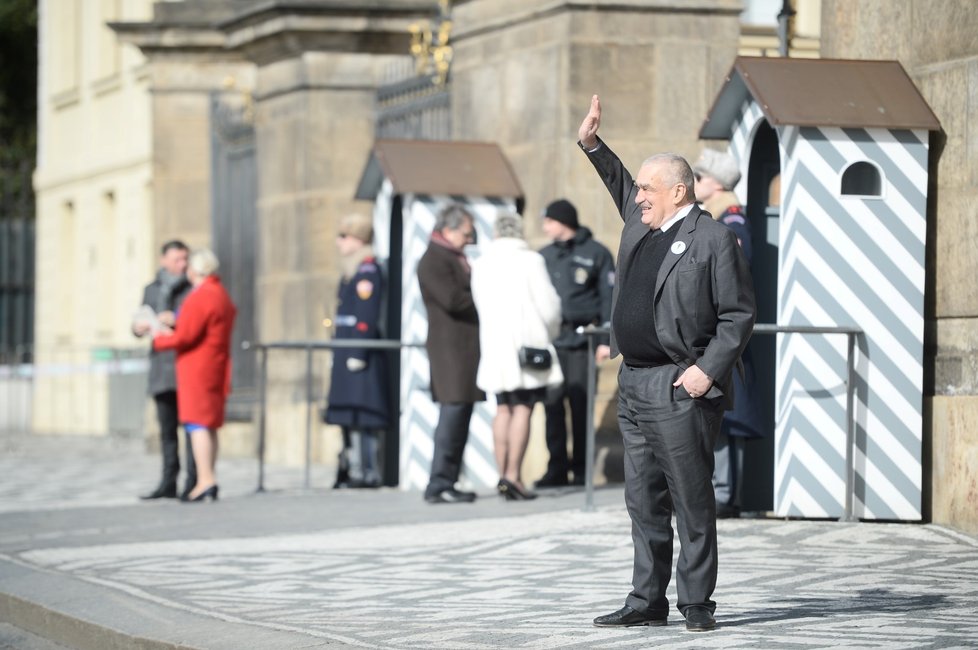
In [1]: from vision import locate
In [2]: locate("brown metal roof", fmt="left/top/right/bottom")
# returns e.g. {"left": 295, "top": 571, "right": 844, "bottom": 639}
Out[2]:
{"left": 700, "top": 57, "right": 941, "bottom": 139}
{"left": 354, "top": 139, "right": 523, "bottom": 200}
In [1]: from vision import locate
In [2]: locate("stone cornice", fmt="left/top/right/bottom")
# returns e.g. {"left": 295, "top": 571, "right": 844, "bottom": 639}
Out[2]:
{"left": 111, "top": 1, "right": 437, "bottom": 64}
{"left": 218, "top": 1, "right": 439, "bottom": 65}
{"left": 109, "top": 22, "right": 231, "bottom": 55}
{"left": 452, "top": 0, "right": 743, "bottom": 42}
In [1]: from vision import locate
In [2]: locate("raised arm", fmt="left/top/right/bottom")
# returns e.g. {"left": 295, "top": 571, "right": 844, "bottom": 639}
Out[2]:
{"left": 578, "top": 94, "right": 601, "bottom": 150}
{"left": 577, "top": 95, "right": 639, "bottom": 223}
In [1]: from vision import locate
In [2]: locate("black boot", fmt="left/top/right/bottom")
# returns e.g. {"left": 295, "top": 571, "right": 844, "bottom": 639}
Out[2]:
{"left": 333, "top": 446, "right": 351, "bottom": 489}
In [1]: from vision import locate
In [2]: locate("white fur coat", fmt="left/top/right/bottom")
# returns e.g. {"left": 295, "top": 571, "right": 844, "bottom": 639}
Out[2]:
{"left": 470, "top": 237, "right": 564, "bottom": 394}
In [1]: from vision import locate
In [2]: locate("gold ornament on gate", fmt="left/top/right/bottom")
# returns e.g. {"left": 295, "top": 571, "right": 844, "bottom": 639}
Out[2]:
{"left": 408, "top": 0, "right": 453, "bottom": 86}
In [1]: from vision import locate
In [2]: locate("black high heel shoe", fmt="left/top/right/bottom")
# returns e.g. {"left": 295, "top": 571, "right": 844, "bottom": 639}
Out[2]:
{"left": 185, "top": 485, "right": 219, "bottom": 503}
{"left": 498, "top": 479, "right": 518, "bottom": 501}
{"left": 499, "top": 478, "right": 536, "bottom": 501}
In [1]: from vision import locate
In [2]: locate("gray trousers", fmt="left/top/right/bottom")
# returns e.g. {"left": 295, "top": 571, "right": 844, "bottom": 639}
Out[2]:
{"left": 617, "top": 364, "right": 722, "bottom": 616}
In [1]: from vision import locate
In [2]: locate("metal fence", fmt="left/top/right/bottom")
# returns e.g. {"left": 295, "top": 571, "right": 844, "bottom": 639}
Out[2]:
{"left": 0, "top": 159, "right": 35, "bottom": 360}
{"left": 248, "top": 324, "right": 861, "bottom": 519}
{"left": 246, "top": 339, "right": 426, "bottom": 492}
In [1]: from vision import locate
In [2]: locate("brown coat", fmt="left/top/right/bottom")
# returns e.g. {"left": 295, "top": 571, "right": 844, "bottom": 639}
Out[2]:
{"left": 417, "top": 239, "right": 486, "bottom": 404}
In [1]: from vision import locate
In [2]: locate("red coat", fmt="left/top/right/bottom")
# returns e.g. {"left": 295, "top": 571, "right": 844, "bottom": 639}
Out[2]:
{"left": 153, "top": 276, "right": 237, "bottom": 429}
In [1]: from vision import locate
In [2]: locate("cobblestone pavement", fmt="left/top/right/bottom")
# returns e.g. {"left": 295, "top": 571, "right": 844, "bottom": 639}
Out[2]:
{"left": 2, "top": 431, "right": 977, "bottom": 649}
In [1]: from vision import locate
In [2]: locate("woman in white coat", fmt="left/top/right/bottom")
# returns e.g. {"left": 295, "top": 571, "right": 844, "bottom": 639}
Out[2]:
{"left": 471, "top": 211, "right": 563, "bottom": 500}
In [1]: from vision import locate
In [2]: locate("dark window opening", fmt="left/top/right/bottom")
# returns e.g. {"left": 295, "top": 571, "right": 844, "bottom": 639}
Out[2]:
{"left": 841, "top": 162, "right": 882, "bottom": 196}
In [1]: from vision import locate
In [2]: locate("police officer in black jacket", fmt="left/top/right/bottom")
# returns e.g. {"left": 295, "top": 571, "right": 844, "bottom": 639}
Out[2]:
{"left": 537, "top": 199, "right": 615, "bottom": 487}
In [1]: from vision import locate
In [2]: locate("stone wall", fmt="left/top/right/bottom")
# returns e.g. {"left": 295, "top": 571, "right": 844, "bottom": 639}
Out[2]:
{"left": 822, "top": 0, "right": 978, "bottom": 533}
{"left": 451, "top": 0, "right": 742, "bottom": 481}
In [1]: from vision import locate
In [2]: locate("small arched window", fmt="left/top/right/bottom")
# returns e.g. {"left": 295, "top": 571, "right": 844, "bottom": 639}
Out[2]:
{"left": 841, "top": 161, "right": 882, "bottom": 197}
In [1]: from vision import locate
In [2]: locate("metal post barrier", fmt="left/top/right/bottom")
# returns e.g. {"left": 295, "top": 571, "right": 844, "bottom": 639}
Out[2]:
{"left": 584, "top": 331, "right": 597, "bottom": 512}
{"left": 578, "top": 323, "right": 862, "bottom": 520}
{"left": 843, "top": 331, "right": 858, "bottom": 522}
{"left": 247, "top": 339, "right": 424, "bottom": 492}
{"left": 304, "top": 346, "right": 313, "bottom": 490}
{"left": 254, "top": 343, "right": 267, "bottom": 493}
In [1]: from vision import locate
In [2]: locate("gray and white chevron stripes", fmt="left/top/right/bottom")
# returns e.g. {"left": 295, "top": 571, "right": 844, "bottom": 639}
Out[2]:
{"left": 728, "top": 99, "right": 928, "bottom": 519}
{"left": 729, "top": 98, "right": 766, "bottom": 205}
{"left": 774, "top": 124, "right": 928, "bottom": 520}
{"left": 397, "top": 194, "right": 513, "bottom": 490}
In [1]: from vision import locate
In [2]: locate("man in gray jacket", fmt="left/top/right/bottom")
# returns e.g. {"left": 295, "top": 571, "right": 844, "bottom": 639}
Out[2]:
{"left": 579, "top": 96, "right": 755, "bottom": 633}
{"left": 133, "top": 240, "right": 195, "bottom": 500}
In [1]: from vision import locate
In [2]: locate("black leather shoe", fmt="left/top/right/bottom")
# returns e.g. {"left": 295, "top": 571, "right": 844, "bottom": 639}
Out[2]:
{"left": 683, "top": 606, "right": 716, "bottom": 632}
{"left": 424, "top": 488, "right": 477, "bottom": 504}
{"left": 534, "top": 473, "right": 568, "bottom": 488}
{"left": 140, "top": 485, "right": 177, "bottom": 500}
{"left": 593, "top": 605, "right": 667, "bottom": 628}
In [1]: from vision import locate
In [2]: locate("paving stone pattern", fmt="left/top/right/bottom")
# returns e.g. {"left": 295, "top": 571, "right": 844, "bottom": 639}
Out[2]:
{"left": 2, "top": 432, "right": 977, "bottom": 649}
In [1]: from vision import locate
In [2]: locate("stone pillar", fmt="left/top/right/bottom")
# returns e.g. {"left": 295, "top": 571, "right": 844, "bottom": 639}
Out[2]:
{"left": 451, "top": 0, "right": 742, "bottom": 240}
{"left": 113, "top": 2, "right": 257, "bottom": 455}
{"left": 450, "top": 0, "right": 741, "bottom": 482}
{"left": 148, "top": 59, "right": 255, "bottom": 252}
{"left": 222, "top": 3, "right": 432, "bottom": 465}
{"left": 113, "top": 1, "right": 255, "bottom": 254}
{"left": 821, "top": 0, "right": 978, "bottom": 534}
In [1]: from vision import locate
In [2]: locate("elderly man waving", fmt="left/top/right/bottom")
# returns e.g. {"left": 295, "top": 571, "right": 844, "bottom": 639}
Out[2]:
{"left": 578, "top": 95, "right": 756, "bottom": 633}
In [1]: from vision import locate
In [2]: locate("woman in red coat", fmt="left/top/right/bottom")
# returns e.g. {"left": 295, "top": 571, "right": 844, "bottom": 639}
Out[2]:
{"left": 153, "top": 248, "right": 236, "bottom": 502}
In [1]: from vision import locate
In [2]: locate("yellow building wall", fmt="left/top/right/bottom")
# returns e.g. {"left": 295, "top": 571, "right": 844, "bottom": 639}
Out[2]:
{"left": 33, "top": 0, "right": 155, "bottom": 435}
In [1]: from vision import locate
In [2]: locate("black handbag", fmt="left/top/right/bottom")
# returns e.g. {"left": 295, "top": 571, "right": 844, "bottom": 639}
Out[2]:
{"left": 519, "top": 346, "right": 552, "bottom": 370}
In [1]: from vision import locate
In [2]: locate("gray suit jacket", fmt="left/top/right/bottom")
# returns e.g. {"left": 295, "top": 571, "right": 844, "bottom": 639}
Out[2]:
{"left": 583, "top": 139, "right": 756, "bottom": 408}
{"left": 138, "top": 275, "right": 191, "bottom": 396}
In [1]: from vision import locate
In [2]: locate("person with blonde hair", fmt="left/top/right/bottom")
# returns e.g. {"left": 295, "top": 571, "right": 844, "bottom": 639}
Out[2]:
{"left": 153, "top": 248, "right": 237, "bottom": 502}
{"left": 471, "top": 211, "right": 563, "bottom": 500}
{"left": 323, "top": 213, "right": 389, "bottom": 488}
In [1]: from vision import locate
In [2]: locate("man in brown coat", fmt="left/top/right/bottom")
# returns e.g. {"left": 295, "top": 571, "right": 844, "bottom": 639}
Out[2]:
{"left": 418, "top": 203, "right": 486, "bottom": 503}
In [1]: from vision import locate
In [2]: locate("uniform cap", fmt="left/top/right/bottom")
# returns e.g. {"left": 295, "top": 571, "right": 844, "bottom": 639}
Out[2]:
{"left": 693, "top": 149, "right": 741, "bottom": 191}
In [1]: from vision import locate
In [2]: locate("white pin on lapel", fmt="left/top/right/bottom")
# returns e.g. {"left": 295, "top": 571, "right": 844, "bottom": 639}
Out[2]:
{"left": 670, "top": 241, "right": 687, "bottom": 255}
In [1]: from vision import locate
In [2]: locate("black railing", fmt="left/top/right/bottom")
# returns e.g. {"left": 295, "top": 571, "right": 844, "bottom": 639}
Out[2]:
{"left": 249, "top": 323, "right": 863, "bottom": 522}
{"left": 243, "top": 339, "right": 424, "bottom": 492}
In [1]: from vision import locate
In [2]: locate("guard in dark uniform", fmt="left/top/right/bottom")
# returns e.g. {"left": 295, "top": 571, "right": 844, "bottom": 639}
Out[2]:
{"left": 537, "top": 199, "right": 615, "bottom": 487}
{"left": 324, "top": 214, "right": 389, "bottom": 488}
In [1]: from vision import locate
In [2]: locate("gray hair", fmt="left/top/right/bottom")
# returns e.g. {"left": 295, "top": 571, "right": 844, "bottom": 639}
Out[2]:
{"left": 493, "top": 211, "right": 524, "bottom": 239}
{"left": 641, "top": 153, "right": 696, "bottom": 202}
{"left": 188, "top": 248, "right": 220, "bottom": 277}
{"left": 434, "top": 203, "right": 474, "bottom": 231}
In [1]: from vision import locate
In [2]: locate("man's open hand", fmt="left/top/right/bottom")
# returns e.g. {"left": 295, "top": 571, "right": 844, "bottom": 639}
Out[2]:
{"left": 578, "top": 94, "right": 601, "bottom": 149}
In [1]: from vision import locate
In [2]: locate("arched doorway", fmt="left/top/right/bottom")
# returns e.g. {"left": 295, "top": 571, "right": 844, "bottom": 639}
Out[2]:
{"left": 741, "top": 119, "right": 779, "bottom": 512}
